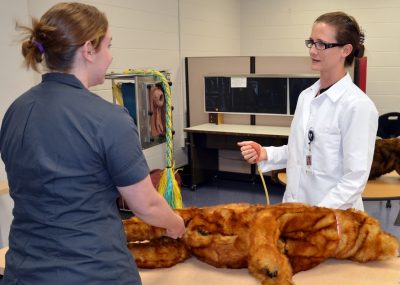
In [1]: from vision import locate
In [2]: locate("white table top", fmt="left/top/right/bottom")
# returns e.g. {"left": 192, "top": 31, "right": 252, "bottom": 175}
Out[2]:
{"left": 2, "top": 247, "right": 399, "bottom": 284}
{"left": 139, "top": 257, "right": 400, "bottom": 285}
{"left": 184, "top": 123, "right": 290, "bottom": 137}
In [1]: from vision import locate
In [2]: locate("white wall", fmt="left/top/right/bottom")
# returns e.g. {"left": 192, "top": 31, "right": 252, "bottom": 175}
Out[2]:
{"left": 179, "top": 0, "right": 242, "bottom": 173}
{"left": 179, "top": 0, "right": 241, "bottom": 57}
{"left": 240, "top": 0, "right": 400, "bottom": 115}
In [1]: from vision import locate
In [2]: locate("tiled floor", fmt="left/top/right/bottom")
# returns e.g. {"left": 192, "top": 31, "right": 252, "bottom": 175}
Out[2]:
{"left": 181, "top": 177, "right": 400, "bottom": 239}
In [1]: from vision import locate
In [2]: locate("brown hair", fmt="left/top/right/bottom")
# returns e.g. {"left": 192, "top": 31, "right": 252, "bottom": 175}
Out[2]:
{"left": 315, "top": 11, "right": 365, "bottom": 67}
{"left": 17, "top": 2, "right": 108, "bottom": 72}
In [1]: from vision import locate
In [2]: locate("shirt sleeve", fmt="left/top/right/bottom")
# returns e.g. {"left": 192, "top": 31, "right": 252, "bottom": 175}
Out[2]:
{"left": 259, "top": 145, "right": 288, "bottom": 172}
{"left": 258, "top": 86, "right": 308, "bottom": 173}
{"left": 318, "top": 98, "right": 378, "bottom": 209}
{"left": 97, "top": 107, "right": 149, "bottom": 187}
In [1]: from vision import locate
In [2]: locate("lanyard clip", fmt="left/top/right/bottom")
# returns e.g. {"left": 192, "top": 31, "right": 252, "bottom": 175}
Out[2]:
{"left": 308, "top": 129, "right": 314, "bottom": 144}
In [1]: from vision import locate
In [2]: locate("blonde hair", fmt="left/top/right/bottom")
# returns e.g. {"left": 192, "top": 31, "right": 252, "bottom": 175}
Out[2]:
{"left": 17, "top": 2, "right": 108, "bottom": 72}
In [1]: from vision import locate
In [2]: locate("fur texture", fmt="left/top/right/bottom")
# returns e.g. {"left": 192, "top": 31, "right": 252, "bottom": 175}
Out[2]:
{"left": 123, "top": 203, "right": 399, "bottom": 285}
{"left": 369, "top": 138, "right": 400, "bottom": 179}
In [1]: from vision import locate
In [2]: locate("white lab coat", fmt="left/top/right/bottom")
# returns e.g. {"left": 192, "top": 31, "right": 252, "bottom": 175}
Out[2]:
{"left": 260, "top": 73, "right": 378, "bottom": 210}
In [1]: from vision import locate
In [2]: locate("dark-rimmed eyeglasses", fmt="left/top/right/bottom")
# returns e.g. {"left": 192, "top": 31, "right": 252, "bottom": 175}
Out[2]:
{"left": 305, "top": 39, "right": 345, "bottom": 50}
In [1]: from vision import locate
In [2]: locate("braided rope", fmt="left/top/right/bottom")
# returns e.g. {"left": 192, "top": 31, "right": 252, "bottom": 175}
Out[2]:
{"left": 123, "top": 69, "right": 181, "bottom": 208}
{"left": 123, "top": 69, "right": 173, "bottom": 167}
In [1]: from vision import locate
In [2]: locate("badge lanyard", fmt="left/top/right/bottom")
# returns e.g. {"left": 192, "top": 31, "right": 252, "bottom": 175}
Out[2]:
{"left": 306, "top": 128, "right": 314, "bottom": 174}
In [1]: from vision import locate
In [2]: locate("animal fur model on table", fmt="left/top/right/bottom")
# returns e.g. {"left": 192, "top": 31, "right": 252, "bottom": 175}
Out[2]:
{"left": 369, "top": 138, "right": 400, "bottom": 179}
{"left": 123, "top": 203, "right": 399, "bottom": 285}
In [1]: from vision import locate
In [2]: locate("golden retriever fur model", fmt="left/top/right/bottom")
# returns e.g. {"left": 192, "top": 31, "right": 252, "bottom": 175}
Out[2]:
{"left": 369, "top": 138, "right": 400, "bottom": 179}
{"left": 123, "top": 203, "right": 399, "bottom": 285}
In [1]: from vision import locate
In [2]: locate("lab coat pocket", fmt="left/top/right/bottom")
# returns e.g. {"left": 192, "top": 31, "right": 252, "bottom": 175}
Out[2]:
{"left": 313, "top": 132, "right": 341, "bottom": 174}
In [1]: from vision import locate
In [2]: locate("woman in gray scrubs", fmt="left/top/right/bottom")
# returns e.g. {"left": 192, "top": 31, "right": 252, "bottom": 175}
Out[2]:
{"left": 0, "top": 3, "right": 185, "bottom": 284}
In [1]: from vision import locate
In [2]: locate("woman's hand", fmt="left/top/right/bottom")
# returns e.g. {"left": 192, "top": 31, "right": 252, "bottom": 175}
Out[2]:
{"left": 165, "top": 214, "right": 185, "bottom": 239}
{"left": 237, "top": 141, "right": 267, "bottom": 164}
{"left": 117, "top": 176, "right": 186, "bottom": 239}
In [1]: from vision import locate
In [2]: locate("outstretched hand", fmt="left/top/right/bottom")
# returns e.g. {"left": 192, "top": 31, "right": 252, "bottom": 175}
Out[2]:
{"left": 237, "top": 141, "right": 267, "bottom": 164}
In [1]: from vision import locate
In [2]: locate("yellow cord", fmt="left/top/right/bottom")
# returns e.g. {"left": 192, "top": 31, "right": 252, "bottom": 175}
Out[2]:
{"left": 257, "top": 164, "right": 270, "bottom": 205}
{"left": 111, "top": 82, "right": 124, "bottom": 106}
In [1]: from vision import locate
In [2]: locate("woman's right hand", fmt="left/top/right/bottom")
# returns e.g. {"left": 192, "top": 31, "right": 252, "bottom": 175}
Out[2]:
{"left": 237, "top": 141, "right": 267, "bottom": 164}
{"left": 165, "top": 214, "right": 185, "bottom": 239}
{"left": 117, "top": 176, "right": 186, "bottom": 240}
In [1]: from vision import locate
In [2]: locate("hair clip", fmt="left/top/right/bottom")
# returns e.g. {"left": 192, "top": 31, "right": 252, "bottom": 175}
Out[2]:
{"left": 33, "top": 40, "right": 45, "bottom": 54}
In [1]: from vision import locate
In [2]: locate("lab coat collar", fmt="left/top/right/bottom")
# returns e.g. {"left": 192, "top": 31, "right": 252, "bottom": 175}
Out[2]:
{"left": 308, "top": 79, "right": 320, "bottom": 96}
{"left": 300, "top": 73, "right": 352, "bottom": 134}
{"left": 319, "top": 73, "right": 352, "bottom": 103}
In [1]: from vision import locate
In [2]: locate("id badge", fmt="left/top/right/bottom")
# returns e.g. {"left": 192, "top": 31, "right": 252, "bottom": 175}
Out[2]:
{"left": 306, "top": 128, "right": 314, "bottom": 175}
{"left": 306, "top": 146, "right": 313, "bottom": 175}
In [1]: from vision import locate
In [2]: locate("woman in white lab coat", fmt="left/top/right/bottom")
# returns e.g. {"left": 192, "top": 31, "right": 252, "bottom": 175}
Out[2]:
{"left": 238, "top": 11, "right": 378, "bottom": 211}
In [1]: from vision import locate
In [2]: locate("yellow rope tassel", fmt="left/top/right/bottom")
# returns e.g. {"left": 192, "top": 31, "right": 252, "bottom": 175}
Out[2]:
{"left": 111, "top": 82, "right": 124, "bottom": 106}
{"left": 157, "top": 168, "right": 183, "bottom": 209}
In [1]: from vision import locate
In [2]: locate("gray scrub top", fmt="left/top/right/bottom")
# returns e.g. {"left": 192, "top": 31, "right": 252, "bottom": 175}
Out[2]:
{"left": 0, "top": 73, "right": 149, "bottom": 284}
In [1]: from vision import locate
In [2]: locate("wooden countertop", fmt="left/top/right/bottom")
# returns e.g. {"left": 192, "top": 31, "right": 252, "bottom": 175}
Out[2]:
{"left": 362, "top": 171, "right": 400, "bottom": 200}
{"left": 0, "top": 181, "right": 9, "bottom": 196}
